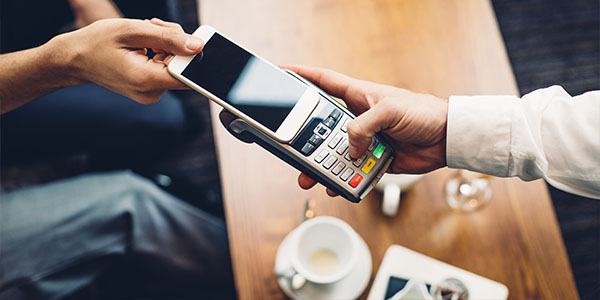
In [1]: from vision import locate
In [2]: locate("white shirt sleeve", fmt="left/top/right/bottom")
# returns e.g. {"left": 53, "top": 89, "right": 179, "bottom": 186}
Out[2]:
{"left": 446, "top": 86, "right": 600, "bottom": 199}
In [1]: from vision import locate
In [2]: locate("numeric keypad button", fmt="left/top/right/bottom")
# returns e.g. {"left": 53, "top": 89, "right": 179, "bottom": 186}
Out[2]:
{"left": 314, "top": 150, "right": 329, "bottom": 163}
{"left": 301, "top": 143, "right": 315, "bottom": 155}
{"left": 328, "top": 133, "right": 342, "bottom": 149}
{"left": 340, "top": 168, "right": 354, "bottom": 181}
{"left": 331, "top": 162, "right": 345, "bottom": 175}
{"left": 336, "top": 140, "right": 348, "bottom": 155}
{"left": 323, "top": 156, "right": 337, "bottom": 169}
{"left": 352, "top": 154, "right": 367, "bottom": 167}
{"left": 341, "top": 118, "right": 349, "bottom": 132}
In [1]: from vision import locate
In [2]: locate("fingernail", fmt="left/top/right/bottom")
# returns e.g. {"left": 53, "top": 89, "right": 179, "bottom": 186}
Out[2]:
{"left": 185, "top": 37, "right": 202, "bottom": 51}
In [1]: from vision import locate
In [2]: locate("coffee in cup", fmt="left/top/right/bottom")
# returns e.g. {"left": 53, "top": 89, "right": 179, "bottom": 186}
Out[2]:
{"left": 290, "top": 216, "right": 360, "bottom": 285}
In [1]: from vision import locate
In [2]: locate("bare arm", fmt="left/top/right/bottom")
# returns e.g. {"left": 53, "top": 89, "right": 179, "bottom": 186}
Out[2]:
{"left": 0, "top": 18, "right": 203, "bottom": 114}
{"left": 0, "top": 41, "right": 83, "bottom": 113}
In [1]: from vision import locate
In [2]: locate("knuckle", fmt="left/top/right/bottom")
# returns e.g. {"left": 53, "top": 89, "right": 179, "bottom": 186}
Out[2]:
{"left": 173, "top": 23, "right": 184, "bottom": 32}
{"left": 363, "top": 89, "right": 380, "bottom": 107}
{"left": 90, "top": 18, "right": 109, "bottom": 28}
{"left": 119, "top": 21, "right": 137, "bottom": 35}
{"left": 160, "top": 28, "right": 179, "bottom": 47}
{"left": 116, "top": 22, "right": 140, "bottom": 44}
{"left": 159, "top": 28, "right": 169, "bottom": 45}
{"left": 346, "top": 121, "right": 365, "bottom": 139}
{"left": 378, "top": 97, "right": 394, "bottom": 108}
{"left": 346, "top": 121, "right": 372, "bottom": 149}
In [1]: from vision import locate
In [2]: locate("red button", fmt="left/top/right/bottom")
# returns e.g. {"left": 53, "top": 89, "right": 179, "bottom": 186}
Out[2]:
{"left": 348, "top": 174, "right": 363, "bottom": 188}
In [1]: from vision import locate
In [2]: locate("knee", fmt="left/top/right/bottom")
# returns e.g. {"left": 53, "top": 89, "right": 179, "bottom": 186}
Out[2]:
{"left": 80, "top": 171, "right": 163, "bottom": 207}
{"left": 108, "top": 171, "right": 162, "bottom": 197}
{"left": 85, "top": 171, "right": 169, "bottom": 225}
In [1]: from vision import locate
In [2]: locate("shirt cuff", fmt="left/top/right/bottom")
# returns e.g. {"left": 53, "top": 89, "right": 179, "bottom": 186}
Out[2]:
{"left": 446, "top": 95, "right": 518, "bottom": 177}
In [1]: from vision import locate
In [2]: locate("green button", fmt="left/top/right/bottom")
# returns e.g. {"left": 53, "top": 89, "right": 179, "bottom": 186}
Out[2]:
{"left": 373, "top": 144, "right": 386, "bottom": 159}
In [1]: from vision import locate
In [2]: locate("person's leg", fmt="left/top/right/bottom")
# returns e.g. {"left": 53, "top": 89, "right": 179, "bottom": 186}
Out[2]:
{"left": 0, "top": 171, "right": 234, "bottom": 300}
{"left": 1, "top": 84, "right": 187, "bottom": 165}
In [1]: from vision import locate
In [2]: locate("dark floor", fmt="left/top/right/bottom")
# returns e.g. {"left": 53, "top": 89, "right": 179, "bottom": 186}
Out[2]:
{"left": 491, "top": 0, "right": 600, "bottom": 298}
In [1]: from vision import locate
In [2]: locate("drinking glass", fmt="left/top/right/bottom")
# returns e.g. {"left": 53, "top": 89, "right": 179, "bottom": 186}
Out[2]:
{"left": 444, "top": 170, "right": 492, "bottom": 212}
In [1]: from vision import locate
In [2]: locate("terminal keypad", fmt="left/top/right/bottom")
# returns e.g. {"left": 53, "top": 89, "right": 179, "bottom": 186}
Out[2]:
{"left": 300, "top": 108, "right": 387, "bottom": 190}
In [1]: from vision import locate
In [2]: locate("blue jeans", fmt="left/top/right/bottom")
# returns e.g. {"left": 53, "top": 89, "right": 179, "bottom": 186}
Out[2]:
{"left": 0, "top": 84, "right": 187, "bottom": 166}
{"left": 0, "top": 171, "right": 234, "bottom": 299}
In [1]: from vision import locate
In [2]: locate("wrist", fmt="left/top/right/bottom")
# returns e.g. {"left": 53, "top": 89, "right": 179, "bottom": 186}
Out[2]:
{"left": 43, "top": 34, "right": 87, "bottom": 88}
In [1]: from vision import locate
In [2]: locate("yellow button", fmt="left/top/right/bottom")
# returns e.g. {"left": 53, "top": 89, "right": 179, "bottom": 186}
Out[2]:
{"left": 361, "top": 158, "right": 376, "bottom": 174}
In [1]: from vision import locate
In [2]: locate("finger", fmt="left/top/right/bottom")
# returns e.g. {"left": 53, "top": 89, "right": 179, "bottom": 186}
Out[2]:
{"left": 118, "top": 19, "right": 203, "bottom": 55}
{"left": 150, "top": 18, "right": 185, "bottom": 32}
{"left": 326, "top": 189, "right": 338, "bottom": 197}
{"left": 142, "top": 61, "right": 189, "bottom": 90}
{"left": 299, "top": 173, "right": 337, "bottom": 197}
{"left": 163, "top": 55, "right": 175, "bottom": 65}
{"left": 281, "top": 65, "right": 361, "bottom": 99}
{"left": 280, "top": 65, "right": 376, "bottom": 114}
{"left": 133, "top": 48, "right": 147, "bottom": 56}
{"left": 149, "top": 18, "right": 162, "bottom": 25}
{"left": 153, "top": 52, "right": 168, "bottom": 62}
{"left": 346, "top": 101, "right": 394, "bottom": 158}
{"left": 298, "top": 173, "right": 318, "bottom": 190}
{"left": 152, "top": 48, "right": 166, "bottom": 54}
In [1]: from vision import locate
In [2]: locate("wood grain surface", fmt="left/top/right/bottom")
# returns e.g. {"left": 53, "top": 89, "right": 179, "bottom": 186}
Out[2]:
{"left": 198, "top": 0, "right": 579, "bottom": 299}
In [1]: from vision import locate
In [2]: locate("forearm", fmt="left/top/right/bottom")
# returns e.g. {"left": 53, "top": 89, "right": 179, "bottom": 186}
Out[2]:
{"left": 0, "top": 36, "right": 84, "bottom": 114}
{"left": 446, "top": 86, "right": 600, "bottom": 199}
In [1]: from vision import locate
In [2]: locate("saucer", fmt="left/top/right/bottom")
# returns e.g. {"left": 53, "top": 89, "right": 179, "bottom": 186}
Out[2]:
{"left": 274, "top": 227, "right": 372, "bottom": 300}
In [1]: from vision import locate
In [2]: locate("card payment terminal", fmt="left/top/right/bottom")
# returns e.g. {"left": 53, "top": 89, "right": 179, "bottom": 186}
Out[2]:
{"left": 220, "top": 70, "right": 394, "bottom": 203}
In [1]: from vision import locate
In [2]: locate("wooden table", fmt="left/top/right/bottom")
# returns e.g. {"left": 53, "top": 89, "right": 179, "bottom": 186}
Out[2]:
{"left": 199, "top": 0, "right": 579, "bottom": 299}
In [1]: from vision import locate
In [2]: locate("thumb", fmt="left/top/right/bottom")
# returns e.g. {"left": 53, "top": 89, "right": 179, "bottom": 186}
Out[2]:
{"left": 119, "top": 20, "right": 203, "bottom": 55}
{"left": 346, "top": 101, "right": 395, "bottom": 158}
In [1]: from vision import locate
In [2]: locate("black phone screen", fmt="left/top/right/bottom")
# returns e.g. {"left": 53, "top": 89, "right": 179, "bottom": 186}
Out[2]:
{"left": 181, "top": 33, "right": 307, "bottom": 132}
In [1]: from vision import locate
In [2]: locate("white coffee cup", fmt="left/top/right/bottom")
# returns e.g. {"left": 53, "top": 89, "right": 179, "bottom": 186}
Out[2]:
{"left": 288, "top": 216, "right": 360, "bottom": 285}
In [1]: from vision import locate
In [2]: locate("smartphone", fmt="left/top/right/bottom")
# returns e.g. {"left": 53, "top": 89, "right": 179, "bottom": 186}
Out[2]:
{"left": 168, "top": 25, "right": 319, "bottom": 142}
